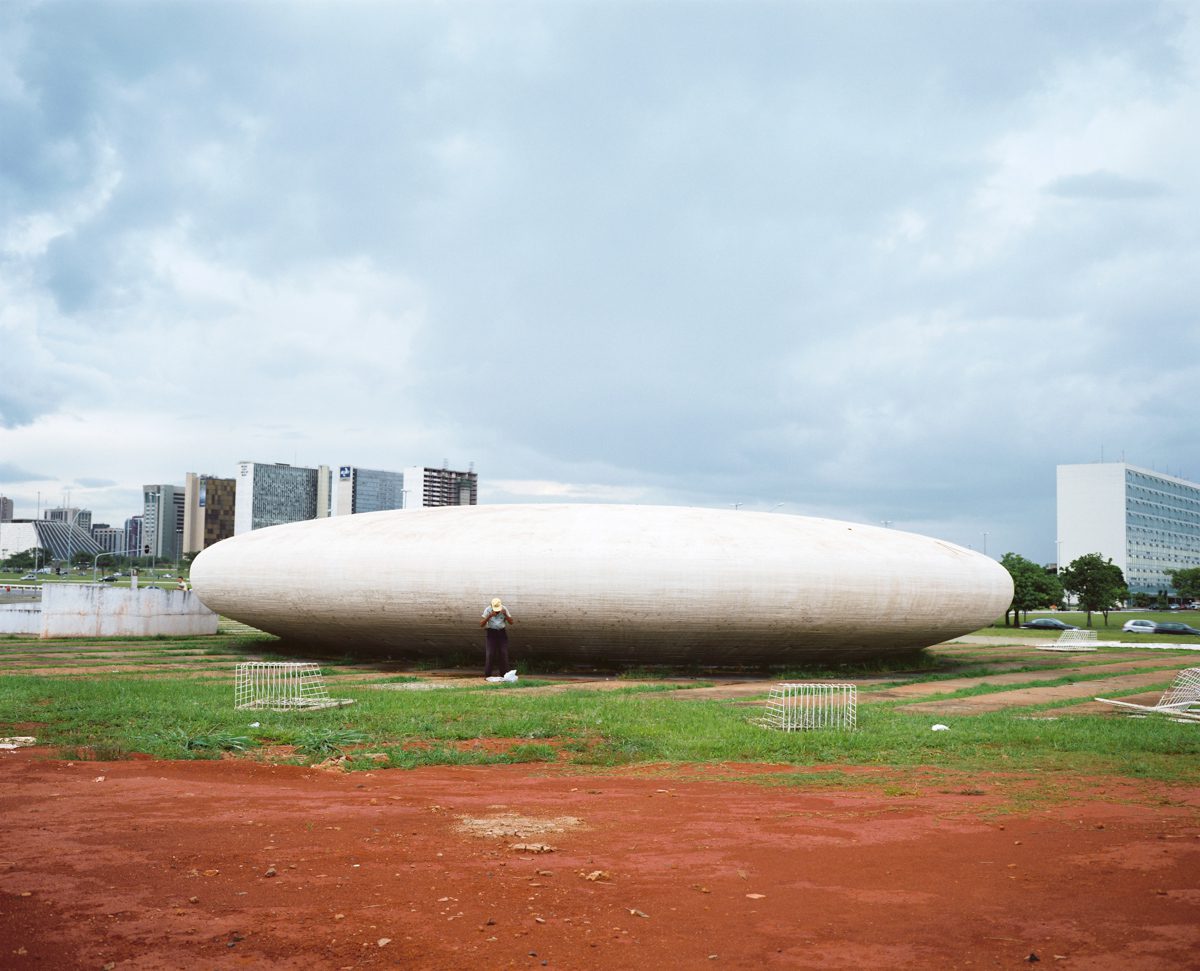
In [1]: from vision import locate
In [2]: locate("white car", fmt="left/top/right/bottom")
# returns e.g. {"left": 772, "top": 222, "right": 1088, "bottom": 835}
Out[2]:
{"left": 1122, "top": 619, "right": 1158, "bottom": 634}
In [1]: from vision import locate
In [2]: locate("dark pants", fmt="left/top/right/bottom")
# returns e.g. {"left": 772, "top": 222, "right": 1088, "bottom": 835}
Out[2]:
{"left": 485, "top": 628, "right": 510, "bottom": 677}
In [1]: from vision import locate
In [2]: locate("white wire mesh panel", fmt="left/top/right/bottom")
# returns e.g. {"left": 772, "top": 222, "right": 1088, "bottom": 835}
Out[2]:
{"left": 1038, "top": 629, "right": 1099, "bottom": 652}
{"left": 758, "top": 683, "right": 856, "bottom": 731}
{"left": 1158, "top": 667, "right": 1200, "bottom": 711}
{"left": 234, "top": 662, "right": 354, "bottom": 712}
{"left": 1094, "top": 666, "right": 1200, "bottom": 722}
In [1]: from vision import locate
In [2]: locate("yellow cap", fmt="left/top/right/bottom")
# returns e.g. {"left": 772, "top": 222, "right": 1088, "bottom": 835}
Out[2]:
{"left": 491, "top": 598, "right": 503, "bottom": 610}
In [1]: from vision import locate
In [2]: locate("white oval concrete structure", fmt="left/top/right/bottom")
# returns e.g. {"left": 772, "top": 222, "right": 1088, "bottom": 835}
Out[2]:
{"left": 190, "top": 504, "right": 1012, "bottom": 665}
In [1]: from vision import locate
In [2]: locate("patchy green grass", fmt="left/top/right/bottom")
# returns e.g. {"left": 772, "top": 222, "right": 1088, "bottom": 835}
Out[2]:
{"left": 2, "top": 667, "right": 1198, "bottom": 782}
{"left": 986, "top": 610, "right": 1200, "bottom": 643}
{"left": 287, "top": 727, "right": 368, "bottom": 756}
{"left": 139, "top": 726, "right": 253, "bottom": 758}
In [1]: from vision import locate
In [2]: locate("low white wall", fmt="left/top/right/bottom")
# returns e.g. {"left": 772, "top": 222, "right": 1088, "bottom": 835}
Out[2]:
{"left": 0, "top": 585, "right": 218, "bottom": 638}
{"left": 0, "top": 604, "right": 42, "bottom": 635}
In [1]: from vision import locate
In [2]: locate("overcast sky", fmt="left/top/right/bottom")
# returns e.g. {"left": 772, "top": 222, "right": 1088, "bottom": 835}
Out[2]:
{"left": 2, "top": 0, "right": 1198, "bottom": 563}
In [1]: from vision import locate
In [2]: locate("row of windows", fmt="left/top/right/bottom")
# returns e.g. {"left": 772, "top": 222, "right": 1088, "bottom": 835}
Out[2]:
{"left": 1126, "top": 502, "right": 1200, "bottom": 524}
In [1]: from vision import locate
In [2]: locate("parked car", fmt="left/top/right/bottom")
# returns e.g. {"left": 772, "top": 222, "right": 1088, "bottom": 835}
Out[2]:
{"left": 1020, "top": 618, "right": 1080, "bottom": 631}
{"left": 1153, "top": 622, "right": 1200, "bottom": 636}
{"left": 1122, "top": 619, "right": 1159, "bottom": 633}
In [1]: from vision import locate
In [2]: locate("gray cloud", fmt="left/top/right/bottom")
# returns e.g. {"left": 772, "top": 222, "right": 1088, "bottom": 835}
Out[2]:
{"left": 1045, "top": 170, "right": 1168, "bottom": 200}
{"left": 1, "top": 0, "right": 1197, "bottom": 561}
{"left": 0, "top": 462, "right": 48, "bottom": 482}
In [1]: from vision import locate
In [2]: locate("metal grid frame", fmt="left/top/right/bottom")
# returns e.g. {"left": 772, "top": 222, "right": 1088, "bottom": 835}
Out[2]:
{"left": 1095, "top": 667, "right": 1200, "bottom": 722}
{"left": 1038, "top": 629, "right": 1099, "bottom": 653}
{"left": 758, "top": 682, "right": 856, "bottom": 731}
{"left": 234, "top": 661, "right": 354, "bottom": 712}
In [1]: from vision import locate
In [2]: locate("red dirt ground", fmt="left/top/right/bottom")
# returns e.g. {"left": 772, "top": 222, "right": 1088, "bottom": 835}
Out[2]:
{"left": 1, "top": 750, "right": 1198, "bottom": 971}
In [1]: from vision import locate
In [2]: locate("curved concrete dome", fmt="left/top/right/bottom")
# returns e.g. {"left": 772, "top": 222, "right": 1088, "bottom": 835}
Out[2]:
{"left": 190, "top": 504, "right": 1012, "bottom": 665}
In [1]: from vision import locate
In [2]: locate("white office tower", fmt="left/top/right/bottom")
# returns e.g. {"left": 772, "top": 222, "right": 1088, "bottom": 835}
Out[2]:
{"left": 234, "top": 462, "right": 332, "bottom": 535}
{"left": 142, "top": 485, "right": 185, "bottom": 560}
{"left": 1057, "top": 463, "right": 1200, "bottom": 596}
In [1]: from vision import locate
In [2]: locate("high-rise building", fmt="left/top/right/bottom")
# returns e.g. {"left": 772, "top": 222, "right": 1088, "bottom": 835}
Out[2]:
{"left": 1057, "top": 462, "right": 1200, "bottom": 596}
{"left": 402, "top": 465, "right": 477, "bottom": 508}
{"left": 45, "top": 507, "right": 93, "bottom": 532}
{"left": 183, "top": 473, "right": 236, "bottom": 553}
{"left": 143, "top": 485, "right": 185, "bottom": 561}
{"left": 91, "top": 525, "right": 125, "bottom": 554}
{"left": 124, "top": 516, "right": 143, "bottom": 558}
{"left": 234, "top": 462, "right": 331, "bottom": 534}
{"left": 0, "top": 496, "right": 13, "bottom": 522}
{"left": 332, "top": 466, "right": 406, "bottom": 516}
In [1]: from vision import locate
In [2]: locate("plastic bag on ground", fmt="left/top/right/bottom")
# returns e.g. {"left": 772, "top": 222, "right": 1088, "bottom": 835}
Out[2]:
{"left": 503, "top": 670, "right": 518, "bottom": 683}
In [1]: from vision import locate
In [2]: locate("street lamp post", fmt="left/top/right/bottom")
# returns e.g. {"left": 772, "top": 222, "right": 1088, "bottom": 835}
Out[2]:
{"left": 64, "top": 507, "right": 84, "bottom": 577}
{"left": 94, "top": 547, "right": 139, "bottom": 583}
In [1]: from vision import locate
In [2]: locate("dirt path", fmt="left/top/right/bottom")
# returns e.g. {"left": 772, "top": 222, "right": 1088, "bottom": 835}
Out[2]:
{"left": 897, "top": 668, "right": 1192, "bottom": 714}
{"left": 1, "top": 752, "right": 1198, "bottom": 970}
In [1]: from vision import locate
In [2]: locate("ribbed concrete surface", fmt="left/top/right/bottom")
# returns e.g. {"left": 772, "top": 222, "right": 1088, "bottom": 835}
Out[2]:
{"left": 190, "top": 504, "right": 1013, "bottom": 664}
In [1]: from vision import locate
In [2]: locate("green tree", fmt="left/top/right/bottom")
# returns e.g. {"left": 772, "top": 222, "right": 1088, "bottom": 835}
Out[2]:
{"left": 1166, "top": 567, "right": 1200, "bottom": 603}
{"left": 1000, "top": 552, "right": 1064, "bottom": 625}
{"left": 1059, "top": 553, "right": 1128, "bottom": 628}
{"left": 6, "top": 548, "right": 49, "bottom": 571}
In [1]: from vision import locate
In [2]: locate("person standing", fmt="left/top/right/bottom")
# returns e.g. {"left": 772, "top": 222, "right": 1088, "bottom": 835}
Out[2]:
{"left": 479, "top": 597, "right": 515, "bottom": 678}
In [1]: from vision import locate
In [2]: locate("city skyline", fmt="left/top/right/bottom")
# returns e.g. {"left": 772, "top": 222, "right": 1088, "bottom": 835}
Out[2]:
{"left": 2, "top": 2, "right": 1198, "bottom": 563}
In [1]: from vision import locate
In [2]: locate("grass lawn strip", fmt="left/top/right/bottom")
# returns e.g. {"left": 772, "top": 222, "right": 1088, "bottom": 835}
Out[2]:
{"left": 869, "top": 655, "right": 1190, "bottom": 700}
{"left": 2, "top": 635, "right": 1199, "bottom": 785}
{"left": 896, "top": 668, "right": 1193, "bottom": 714}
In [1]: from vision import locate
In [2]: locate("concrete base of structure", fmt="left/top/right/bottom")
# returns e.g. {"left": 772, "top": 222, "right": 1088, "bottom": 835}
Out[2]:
{"left": 0, "top": 585, "right": 218, "bottom": 638}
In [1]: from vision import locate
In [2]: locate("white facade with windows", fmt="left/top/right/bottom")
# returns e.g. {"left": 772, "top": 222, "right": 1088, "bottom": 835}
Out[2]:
{"left": 331, "top": 466, "right": 406, "bottom": 516}
{"left": 234, "top": 462, "right": 331, "bottom": 535}
{"left": 143, "top": 485, "right": 185, "bottom": 561}
{"left": 1057, "top": 463, "right": 1200, "bottom": 596}
{"left": 402, "top": 465, "right": 477, "bottom": 508}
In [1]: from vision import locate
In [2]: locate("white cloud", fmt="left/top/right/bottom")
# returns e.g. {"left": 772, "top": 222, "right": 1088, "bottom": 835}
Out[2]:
{"left": 486, "top": 479, "right": 653, "bottom": 503}
{"left": 1, "top": 1, "right": 1198, "bottom": 562}
{"left": 2, "top": 139, "right": 122, "bottom": 258}
{"left": 940, "top": 44, "right": 1198, "bottom": 270}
